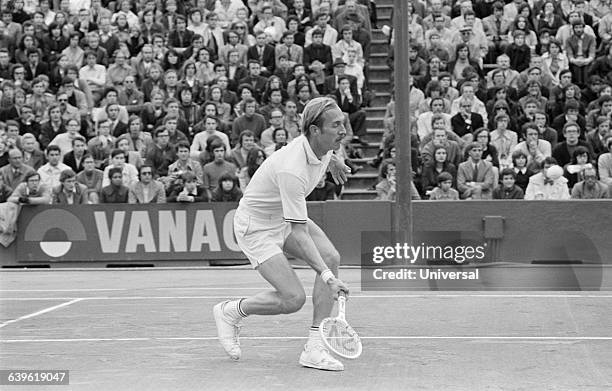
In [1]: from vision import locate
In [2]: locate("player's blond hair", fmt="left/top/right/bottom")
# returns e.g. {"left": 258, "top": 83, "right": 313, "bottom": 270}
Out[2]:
{"left": 302, "top": 97, "right": 340, "bottom": 137}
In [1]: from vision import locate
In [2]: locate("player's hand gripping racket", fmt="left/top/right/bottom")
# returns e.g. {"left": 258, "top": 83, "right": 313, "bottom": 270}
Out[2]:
{"left": 319, "top": 292, "right": 362, "bottom": 359}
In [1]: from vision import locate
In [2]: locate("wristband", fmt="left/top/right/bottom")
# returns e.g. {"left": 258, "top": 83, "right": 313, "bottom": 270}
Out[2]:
{"left": 320, "top": 269, "right": 335, "bottom": 284}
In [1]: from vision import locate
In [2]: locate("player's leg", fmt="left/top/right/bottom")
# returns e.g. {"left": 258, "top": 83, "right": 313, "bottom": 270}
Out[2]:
{"left": 214, "top": 252, "right": 306, "bottom": 361}
{"left": 284, "top": 219, "right": 344, "bottom": 371}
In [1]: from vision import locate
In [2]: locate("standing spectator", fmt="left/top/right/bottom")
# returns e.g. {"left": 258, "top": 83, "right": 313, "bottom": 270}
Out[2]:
{"left": 457, "top": 142, "right": 495, "bottom": 199}
{"left": 211, "top": 172, "right": 243, "bottom": 202}
{"left": 76, "top": 154, "right": 104, "bottom": 203}
{"left": 492, "top": 168, "right": 524, "bottom": 199}
{"left": 99, "top": 167, "right": 129, "bottom": 203}
{"left": 525, "top": 159, "right": 570, "bottom": 200}
{"left": 38, "top": 145, "right": 71, "bottom": 190}
{"left": 8, "top": 172, "right": 51, "bottom": 205}
{"left": 128, "top": 164, "right": 166, "bottom": 204}
{"left": 52, "top": 169, "right": 89, "bottom": 204}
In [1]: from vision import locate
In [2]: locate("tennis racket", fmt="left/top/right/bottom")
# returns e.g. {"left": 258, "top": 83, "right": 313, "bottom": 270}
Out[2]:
{"left": 319, "top": 292, "right": 362, "bottom": 359}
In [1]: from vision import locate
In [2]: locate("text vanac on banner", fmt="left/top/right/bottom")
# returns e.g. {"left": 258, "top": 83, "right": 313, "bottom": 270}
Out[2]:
{"left": 17, "top": 204, "right": 244, "bottom": 261}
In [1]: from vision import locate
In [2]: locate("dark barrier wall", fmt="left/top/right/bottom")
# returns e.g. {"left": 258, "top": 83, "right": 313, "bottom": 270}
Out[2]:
{"left": 1, "top": 201, "right": 610, "bottom": 265}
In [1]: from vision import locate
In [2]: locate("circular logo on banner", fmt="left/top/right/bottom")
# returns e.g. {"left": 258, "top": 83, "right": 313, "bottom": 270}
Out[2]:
{"left": 23, "top": 209, "right": 87, "bottom": 258}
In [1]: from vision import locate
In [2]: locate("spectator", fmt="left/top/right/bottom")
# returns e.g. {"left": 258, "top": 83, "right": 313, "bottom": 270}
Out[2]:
{"left": 513, "top": 123, "right": 552, "bottom": 170}
{"left": 511, "top": 150, "right": 536, "bottom": 192}
{"left": 490, "top": 113, "right": 518, "bottom": 168}
{"left": 563, "top": 146, "right": 594, "bottom": 189}
{"left": 99, "top": 166, "right": 129, "bottom": 203}
{"left": 493, "top": 168, "right": 524, "bottom": 199}
{"left": 571, "top": 166, "right": 611, "bottom": 199}
{"left": 421, "top": 146, "right": 458, "bottom": 196}
{"left": 115, "top": 135, "right": 144, "bottom": 170}
{"left": 0, "top": 175, "right": 12, "bottom": 203}
{"left": 202, "top": 140, "right": 238, "bottom": 195}
{"left": 76, "top": 154, "right": 104, "bottom": 204}
{"left": 8, "top": 171, "right": 51, "bottom": 205}
{"left": 566, "top": 21, "right": 596, "bottom": 87}
{"left": 598, "top": 136, "right": 612, "bottom": 187}
{"left": 38, "top": 145, "right": 71, "bottom": 189}
{"left": 247, "top": 32, "right": 277, "bottom": 76}
{"left": 505, "top": 30, "right": 530, "bottom": 73}
{"left": 334, "top": 76, "right": 367, "bottom": 145}
{"left": 145, "top": 128, "right": 176, "bottom": 179}
{"left": 552, "top": 122, "right": 595, "bottom": 167}
{"left": 128, "top": 164, "right": 166, "bottom": 204}
{"left": 421, "top": 128, "right": 463, "bottom": 168}
{"left": 102, "top": 149, "right": 139, "bottom": 188}
{"left": 428, "top": 171, "right": 460, "bottom": 200}
{"left": 191, "top": 115, "right": 232, "bottom": 159}
{"left": 49, "top": 118, "right": 82, "bottom": 159}
{"left": 167, "top": 171, "right": 209, "bottom": 202}
{"left": 52, "top": 169, "right": 88, "bottom": 204}
{"left": 375, "top": 159, "right": 396, "bottom": 201}
{"left": 457, "top": 142, "right": 495, "bottom": 199}
{"left": 211, "top": 172, "right": 243, "bottom": 202}
{"left": 238, "top": 147, "right": 265, "bottom": 189}
{"left": 168, "top": 142, "right": 204, "bottom": 186}
{"left": 525, "top": 158, "right": 570, "bottom": 200}
{"left": 230, "top": 130, "right": 257, "bottom": 169}
{"left": 20, "top": 133, "right": 45, "bottom": 171}
{"left": 231, "top": 98, "right": 267, "bottom": 143}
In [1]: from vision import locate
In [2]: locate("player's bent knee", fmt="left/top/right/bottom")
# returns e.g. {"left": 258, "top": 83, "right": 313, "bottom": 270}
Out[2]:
{"left": 279, "top": 291, "right": 306, "bottom": 314}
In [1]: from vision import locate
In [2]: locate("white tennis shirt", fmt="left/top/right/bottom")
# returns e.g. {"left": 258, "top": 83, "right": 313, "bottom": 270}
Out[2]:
{"left": 237, "top": 135, "right": 332, "bottom": 223}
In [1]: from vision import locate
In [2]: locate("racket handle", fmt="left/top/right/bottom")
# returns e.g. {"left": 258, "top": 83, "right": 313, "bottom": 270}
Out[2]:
{"left": 338, "top": 292, "right": 346, "bottom": 320}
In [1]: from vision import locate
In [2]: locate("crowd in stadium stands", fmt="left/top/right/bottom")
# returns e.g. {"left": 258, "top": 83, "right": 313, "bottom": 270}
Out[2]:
{"left": 0, "top": 0, "right": 610, "bottom": 212}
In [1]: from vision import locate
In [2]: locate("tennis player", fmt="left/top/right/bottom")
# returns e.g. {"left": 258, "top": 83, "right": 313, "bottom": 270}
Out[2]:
{"left": 214, "top": 97, "right": 351, "bottom": 371}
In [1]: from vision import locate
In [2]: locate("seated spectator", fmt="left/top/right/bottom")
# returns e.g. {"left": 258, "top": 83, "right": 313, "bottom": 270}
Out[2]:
{"left": 260, "top": 109, "right": 287, "bottom": 149}
{"left": 421, "top": 147, "right": 458, "bottom": 196}
{"left": 167, "top": 171, "right": 209, "bottom": 202}
{"left": 38, "top": 145, "right": 71, "bottom": 190}
{"left": 115, "top": 135, "right": 144, "bottom": 170}
{"left": 99, "top": 166, "right": 129, "bottom": 203}
{"left": 52, "top": 169, "right": 88, "bottom": 204}
{"left": 87, "top": 120, "right": 116, "bottom": 169}
{"left": 552, "top": 122, "right": 595, "bottom": 167}
{"left": 230, "top": 130, "right": 256, "bottom": 169}
{"left": 598, "top": 136, "right": 612, "bottom": 187}
{"left": 191, "top": 116, "right": 232, "bottom": 159}
{"left": 231, "top": 98, "right": 267, "bottom": 143}
{"left": 451, "top": 98, "right": 485, "bottom": 140}
{"left": 524, "top": 158, "right": 570, "bottom": 200}
{"left": 168, "top": 142, "right": 204, "bottom": 187}
{"left": 76, "top": 154, "right": 104, "bottom": 204}
{"left": 0, "top": 175, "right": 12, "bottom": 203}
{"left": 211, "top": 172, "right": 243, "bottom": 202}
{"left": 49, "top": 118, "right": 83, "bottom": 159}
{"left": 511, "top": 150, "right": 536, "bottom": 192}
{"left": 145, "top": 128, "right": 177, "bottom": 179}
{"left": 551, "top": 100, "right": 587, "bottom": 143}
{"left": 457, "top": 142, "right": 495, "bottom": 199}
{"left": 571, "top": 166, "right": 611, "bottom": 199}
{"left": 20, "top": 134, "right": 45, "bottom": 171}
{"left": 587, "top": 117, "right": 611, "bottom": 159}
{"left": 62, "top": 135, "right": 88, "bottom": 173}
{"left": 505, "top": 30, "right": 530, "bottom": 73}
{"left": 563, "top": 146, "right": 594, "bottom": 189}
{"left": 102, "top": 149, "right": 139, "bottom": 188}
{"left": 8, "top": 171, "right": 51, "bottom": 205}
{"left": 427, "top": 171, "right": 460, "bottom": 200}
{"left": 493, "top": 168, "right": 524, "bottom": 199}
{"left": 533, "top": 111, "right": 558, "bottom": 149}
{"left": 334, "top": 76, "right": 367, "bottom": 145}
{"left": 375, "top": 159, "right": 421, "bottom": 201}
{"left": 128, "top": 164, "right": 166, "bottom": 204}
{"left": 512, "top": 123, "right": 552, "bottom": 170}
{"left": 264, "top": 127, "right": 289, "bottom": 157}
{"left": 489, "top": 113, "right": 518, "bottom": 169}
{"left": 566, "top": 21, "right": 596, "bottom": 88}
{"left": 238, "top": 147, "right": 265, "bottom": 189}
{"left": 421, "top": 128, "right": 462, "bottom": 168}
{"left": 202, "top": 141, "right": 238, "bottom": 196}
{"left": 303, "top": 28, "right": 333, "bottom": 88}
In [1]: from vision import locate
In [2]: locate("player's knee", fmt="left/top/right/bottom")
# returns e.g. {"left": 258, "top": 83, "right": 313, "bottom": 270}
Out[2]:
{"left": 280, "top": 291, "right": 306, "bottom": 314}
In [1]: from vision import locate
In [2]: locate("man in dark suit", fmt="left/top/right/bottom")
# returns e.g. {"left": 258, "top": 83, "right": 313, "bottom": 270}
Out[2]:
{"left": 457, "top": 142, "right": 495, "bottom": 199}
{"left": 24, "top": 49, "right": 49, "bottom": 81}
{"left": 552, "top": 122, "right": 595, "bottom": 167}
{"left": 63, "top": 136, "right": 88, "bottom": 173}
{"left": 586, "top": 118, "right": 609, "bottom": 158}
{"left": 238, "top": 61, "right": 269, "bottom": 103}
{"left": 246, "top": 32, "right": 276, "bottom": 76}
{"left": 551, "top": 99, "right": 587, "bottom": 143}
{"left": 303, "top": 29, "right": 333, "bottom": 83}
{"left": 167, "top": 15, "right": 194, "bottom": 53}
{"left": 334, "top": 76, "right": 367, "bottom": 144}
{"left": 323, "top": 58, "right": 359, "bottom": 96}
{"left": 451, "top": 100, "right": 485, "bottom": 138}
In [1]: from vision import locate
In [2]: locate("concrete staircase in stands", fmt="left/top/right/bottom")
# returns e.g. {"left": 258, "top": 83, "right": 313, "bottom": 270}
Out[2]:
{"left": 341, "top": 0, "right": 393, "bottom": 200}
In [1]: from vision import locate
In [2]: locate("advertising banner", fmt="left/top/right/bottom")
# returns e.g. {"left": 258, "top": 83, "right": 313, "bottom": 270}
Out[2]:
{"left": 16, "top": 204, "right": 244, "bottom": 262}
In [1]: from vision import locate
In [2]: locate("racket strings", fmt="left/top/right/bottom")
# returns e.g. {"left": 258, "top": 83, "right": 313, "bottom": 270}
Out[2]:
{"left": 320, "top": 319, "right": 361, "bottom": 357}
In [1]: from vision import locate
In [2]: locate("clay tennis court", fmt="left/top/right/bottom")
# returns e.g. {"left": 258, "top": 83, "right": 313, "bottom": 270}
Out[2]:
{"left": 1, "top": 267, "right": 611, "bottom": 390}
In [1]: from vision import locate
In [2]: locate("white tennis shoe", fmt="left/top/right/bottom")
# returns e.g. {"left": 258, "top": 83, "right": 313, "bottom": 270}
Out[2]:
{"left": 299, "top": 341, "right": 344, "bottom": 371}
{"left": 213, "top": 301, "right": 242, "bottom": 360}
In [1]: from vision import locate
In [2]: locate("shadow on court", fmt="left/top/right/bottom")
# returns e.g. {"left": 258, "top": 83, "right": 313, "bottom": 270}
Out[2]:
{"left": 1, "top": 269, "right": 611, "bottom": 391}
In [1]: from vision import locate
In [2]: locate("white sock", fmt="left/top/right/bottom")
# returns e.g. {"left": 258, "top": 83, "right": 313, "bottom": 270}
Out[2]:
{"left": 308, "top": 327, "right": 322, "bottom": 344}
{"left": 224, "top": 299, "right": 247, "bottom": 320}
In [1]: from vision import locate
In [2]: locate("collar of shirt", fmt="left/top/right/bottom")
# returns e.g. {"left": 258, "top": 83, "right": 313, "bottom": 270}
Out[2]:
{"left": 301, "top": 136, "right": 323, "bottom": 165}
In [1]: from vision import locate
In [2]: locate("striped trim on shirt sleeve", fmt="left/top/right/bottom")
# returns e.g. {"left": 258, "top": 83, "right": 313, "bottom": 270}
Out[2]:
{"left": 284, "top": 218, "right": 307, "bottom": 224}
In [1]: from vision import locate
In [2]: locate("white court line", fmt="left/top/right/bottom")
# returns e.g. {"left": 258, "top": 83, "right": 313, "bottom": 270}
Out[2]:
{"left": 0, "top": 299, "right": 84, "bottom": 329}
{"left": 2, "top": 294, "right": 612, "bottom": 301}
{"left": 2, "top": 336, "right": 612, "bottom": 343}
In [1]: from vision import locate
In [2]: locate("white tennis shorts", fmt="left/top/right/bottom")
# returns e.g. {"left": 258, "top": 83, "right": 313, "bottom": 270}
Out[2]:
{"left": 234, "top": 211, "right": 294, "bottom": 267}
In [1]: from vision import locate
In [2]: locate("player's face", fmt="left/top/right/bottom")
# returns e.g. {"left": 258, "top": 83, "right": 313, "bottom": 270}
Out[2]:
{"left": 315, "top": 107, "right": 346, "bottom": 151}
